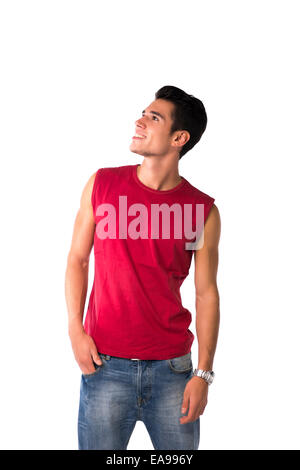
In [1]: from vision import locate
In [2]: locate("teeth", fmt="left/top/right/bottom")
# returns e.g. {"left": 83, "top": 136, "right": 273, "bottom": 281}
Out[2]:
{"left": 135, "top": 134, "right": 145, "bottom": 138}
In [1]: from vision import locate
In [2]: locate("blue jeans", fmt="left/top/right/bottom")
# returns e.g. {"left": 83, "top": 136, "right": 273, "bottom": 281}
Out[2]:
{"left": 78, "top": 351, "right": 200, "bottom": 450}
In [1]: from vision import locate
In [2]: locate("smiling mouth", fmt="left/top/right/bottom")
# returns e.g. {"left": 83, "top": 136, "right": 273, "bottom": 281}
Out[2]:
{"left": 132, "top": 133, "right": 146, "bottom": 140}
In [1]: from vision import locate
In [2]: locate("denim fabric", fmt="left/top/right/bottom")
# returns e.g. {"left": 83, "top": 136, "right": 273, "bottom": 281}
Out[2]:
{"left": 78, "top": 351, "right": 200, "bottom": 450}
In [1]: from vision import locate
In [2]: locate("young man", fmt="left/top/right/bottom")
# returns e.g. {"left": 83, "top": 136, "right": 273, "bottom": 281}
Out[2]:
{"left": 65, "top": 85, "right": 221, "bottom": 450}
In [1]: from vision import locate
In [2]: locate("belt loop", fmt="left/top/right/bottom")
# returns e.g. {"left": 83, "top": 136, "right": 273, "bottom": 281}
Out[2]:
{"left": 100, "top": 353, "right": 111, "bottom": 360}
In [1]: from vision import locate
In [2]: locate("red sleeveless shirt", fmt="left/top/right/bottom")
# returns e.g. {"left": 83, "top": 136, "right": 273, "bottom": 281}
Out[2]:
{"left": 83, "top": 164, "right": 215, "bottom": 359}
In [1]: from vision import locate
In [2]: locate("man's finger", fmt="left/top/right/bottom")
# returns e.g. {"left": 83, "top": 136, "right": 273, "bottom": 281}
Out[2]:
{"left": 91, "top": 349, "right": 102, "bottom": 365}
{"left": 180, "top": 399, "right": 198, "bottom": 424}
{"left": 181, "top": 394, "right": 190, "bottom": 415}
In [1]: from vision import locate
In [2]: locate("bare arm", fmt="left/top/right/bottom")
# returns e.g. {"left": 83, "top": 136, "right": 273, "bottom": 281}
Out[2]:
{"left": 194, "top": 204, "right": 221, "bottom": 371}
{"left": 180, "top": 204, "right": 221, "bottom": 424}
{"left": 65, "top": 171, "right": 102, "bottom": 374}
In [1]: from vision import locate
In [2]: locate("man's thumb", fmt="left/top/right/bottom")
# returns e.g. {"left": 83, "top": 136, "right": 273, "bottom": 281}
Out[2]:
{"left": 181, "top": 395, "right": 189, "bottom": 414}
{"left": 92, "top": 350, "right": 102, "bottom": 365}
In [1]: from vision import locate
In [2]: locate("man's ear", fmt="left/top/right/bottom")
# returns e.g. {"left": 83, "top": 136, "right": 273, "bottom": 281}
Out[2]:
{"left": 174, "top": 130, "right": 190, "bottom": 147}
{"left": 178, "top": 131, "right": 190, "bottom": 144}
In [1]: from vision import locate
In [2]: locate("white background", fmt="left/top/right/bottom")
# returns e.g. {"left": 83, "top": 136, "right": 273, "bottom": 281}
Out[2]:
{"left": 0, "top": 0, "right": 299, "bottom": 450}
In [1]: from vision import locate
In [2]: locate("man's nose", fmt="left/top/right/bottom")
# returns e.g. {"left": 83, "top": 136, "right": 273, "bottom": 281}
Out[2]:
{"left": 135, "top": 117, "right": 146, "bottom": 128}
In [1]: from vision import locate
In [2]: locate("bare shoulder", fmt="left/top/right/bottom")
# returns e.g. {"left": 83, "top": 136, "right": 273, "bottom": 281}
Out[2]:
{"left": 208, "top": 203, "right": 221, "bottom": 223}
{"left": 204, "top": 204, "right": 221, "bottom": 244}
{"left": 194, "top": 203, "right": 220, "bottom": 293}
{"left": 67, "top": 171, "right": 98, "bottom": 262}
{"left": 194, "top": 204, "right": 221, "bottom": 255}
{"left": 80, "top": 171, "right": 98, "bottom": 209}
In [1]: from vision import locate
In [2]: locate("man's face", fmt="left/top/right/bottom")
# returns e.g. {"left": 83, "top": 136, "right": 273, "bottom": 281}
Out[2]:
{"left": 129, "top": 98, "right": 179, "bottom": 158}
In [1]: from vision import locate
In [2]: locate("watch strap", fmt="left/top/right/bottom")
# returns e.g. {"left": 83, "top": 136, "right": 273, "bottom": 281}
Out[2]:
{"left": 193, "top": 369, "right": 215, "bottom": 385}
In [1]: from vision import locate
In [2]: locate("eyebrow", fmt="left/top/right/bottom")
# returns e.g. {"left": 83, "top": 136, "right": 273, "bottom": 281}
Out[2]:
{"left": 142, "top": 109, "right": 166, "bottom": 121}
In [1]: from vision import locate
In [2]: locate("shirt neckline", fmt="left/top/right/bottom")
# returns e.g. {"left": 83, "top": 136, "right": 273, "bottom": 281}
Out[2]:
{"left": 132, "top": 164, "right": 186, "bottom": 194}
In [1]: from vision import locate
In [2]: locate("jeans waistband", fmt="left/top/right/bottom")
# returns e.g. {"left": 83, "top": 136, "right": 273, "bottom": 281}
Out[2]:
{"left": 99, "top": 352, "right": 191, "bottom": 361}
{"left": 99, "top": 353, "right": 140, "bottom": 361}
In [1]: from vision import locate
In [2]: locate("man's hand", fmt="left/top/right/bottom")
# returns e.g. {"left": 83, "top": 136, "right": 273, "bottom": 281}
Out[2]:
{"left": 180, "top": 376, "right": 208, "bottom": 424}
{"left": 69, "top": 326, "right": 102, "bottom": 375}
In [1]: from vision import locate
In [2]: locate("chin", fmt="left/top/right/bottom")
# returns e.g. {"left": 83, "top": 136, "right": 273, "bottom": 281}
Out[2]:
{"left": 129, "top": 144, "right": 142, "bottom": 155}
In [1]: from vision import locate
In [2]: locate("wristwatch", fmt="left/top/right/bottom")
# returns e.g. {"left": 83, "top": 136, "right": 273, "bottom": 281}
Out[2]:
{"left": 193, "top": 369, "right": 215, "bottom": 385}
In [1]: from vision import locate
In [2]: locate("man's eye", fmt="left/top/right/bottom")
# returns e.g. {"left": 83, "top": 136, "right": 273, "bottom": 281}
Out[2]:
{"left": 141, "top": 113, "right": 158, "bottom": 121}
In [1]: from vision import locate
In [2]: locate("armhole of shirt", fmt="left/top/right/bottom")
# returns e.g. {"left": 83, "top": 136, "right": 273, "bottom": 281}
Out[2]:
{"left": 91, "top": 168, "right": 103, "bottom": 222}
{"left": 192, "top": 196, "right": 215, "bottom": 256}
{"left": 205, "top": 196, "right": 215, "bottom": 224}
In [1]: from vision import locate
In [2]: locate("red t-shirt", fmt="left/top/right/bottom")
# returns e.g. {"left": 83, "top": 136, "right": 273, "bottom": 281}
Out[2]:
{"left": 83, "top": 164, "right": 215, "bottom": 359}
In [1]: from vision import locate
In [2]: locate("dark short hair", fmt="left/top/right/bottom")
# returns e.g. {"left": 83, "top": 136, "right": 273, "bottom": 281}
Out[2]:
{"left": 155, "top": 85, "right": 207, "bottom": 159}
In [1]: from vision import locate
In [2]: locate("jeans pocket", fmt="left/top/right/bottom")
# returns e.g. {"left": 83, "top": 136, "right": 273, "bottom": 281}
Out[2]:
{"left": 82, "top": 353, "right": 105, "bottom": 379}
{"left": 167, "top": 352, "right": 193, "bottom": 374}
